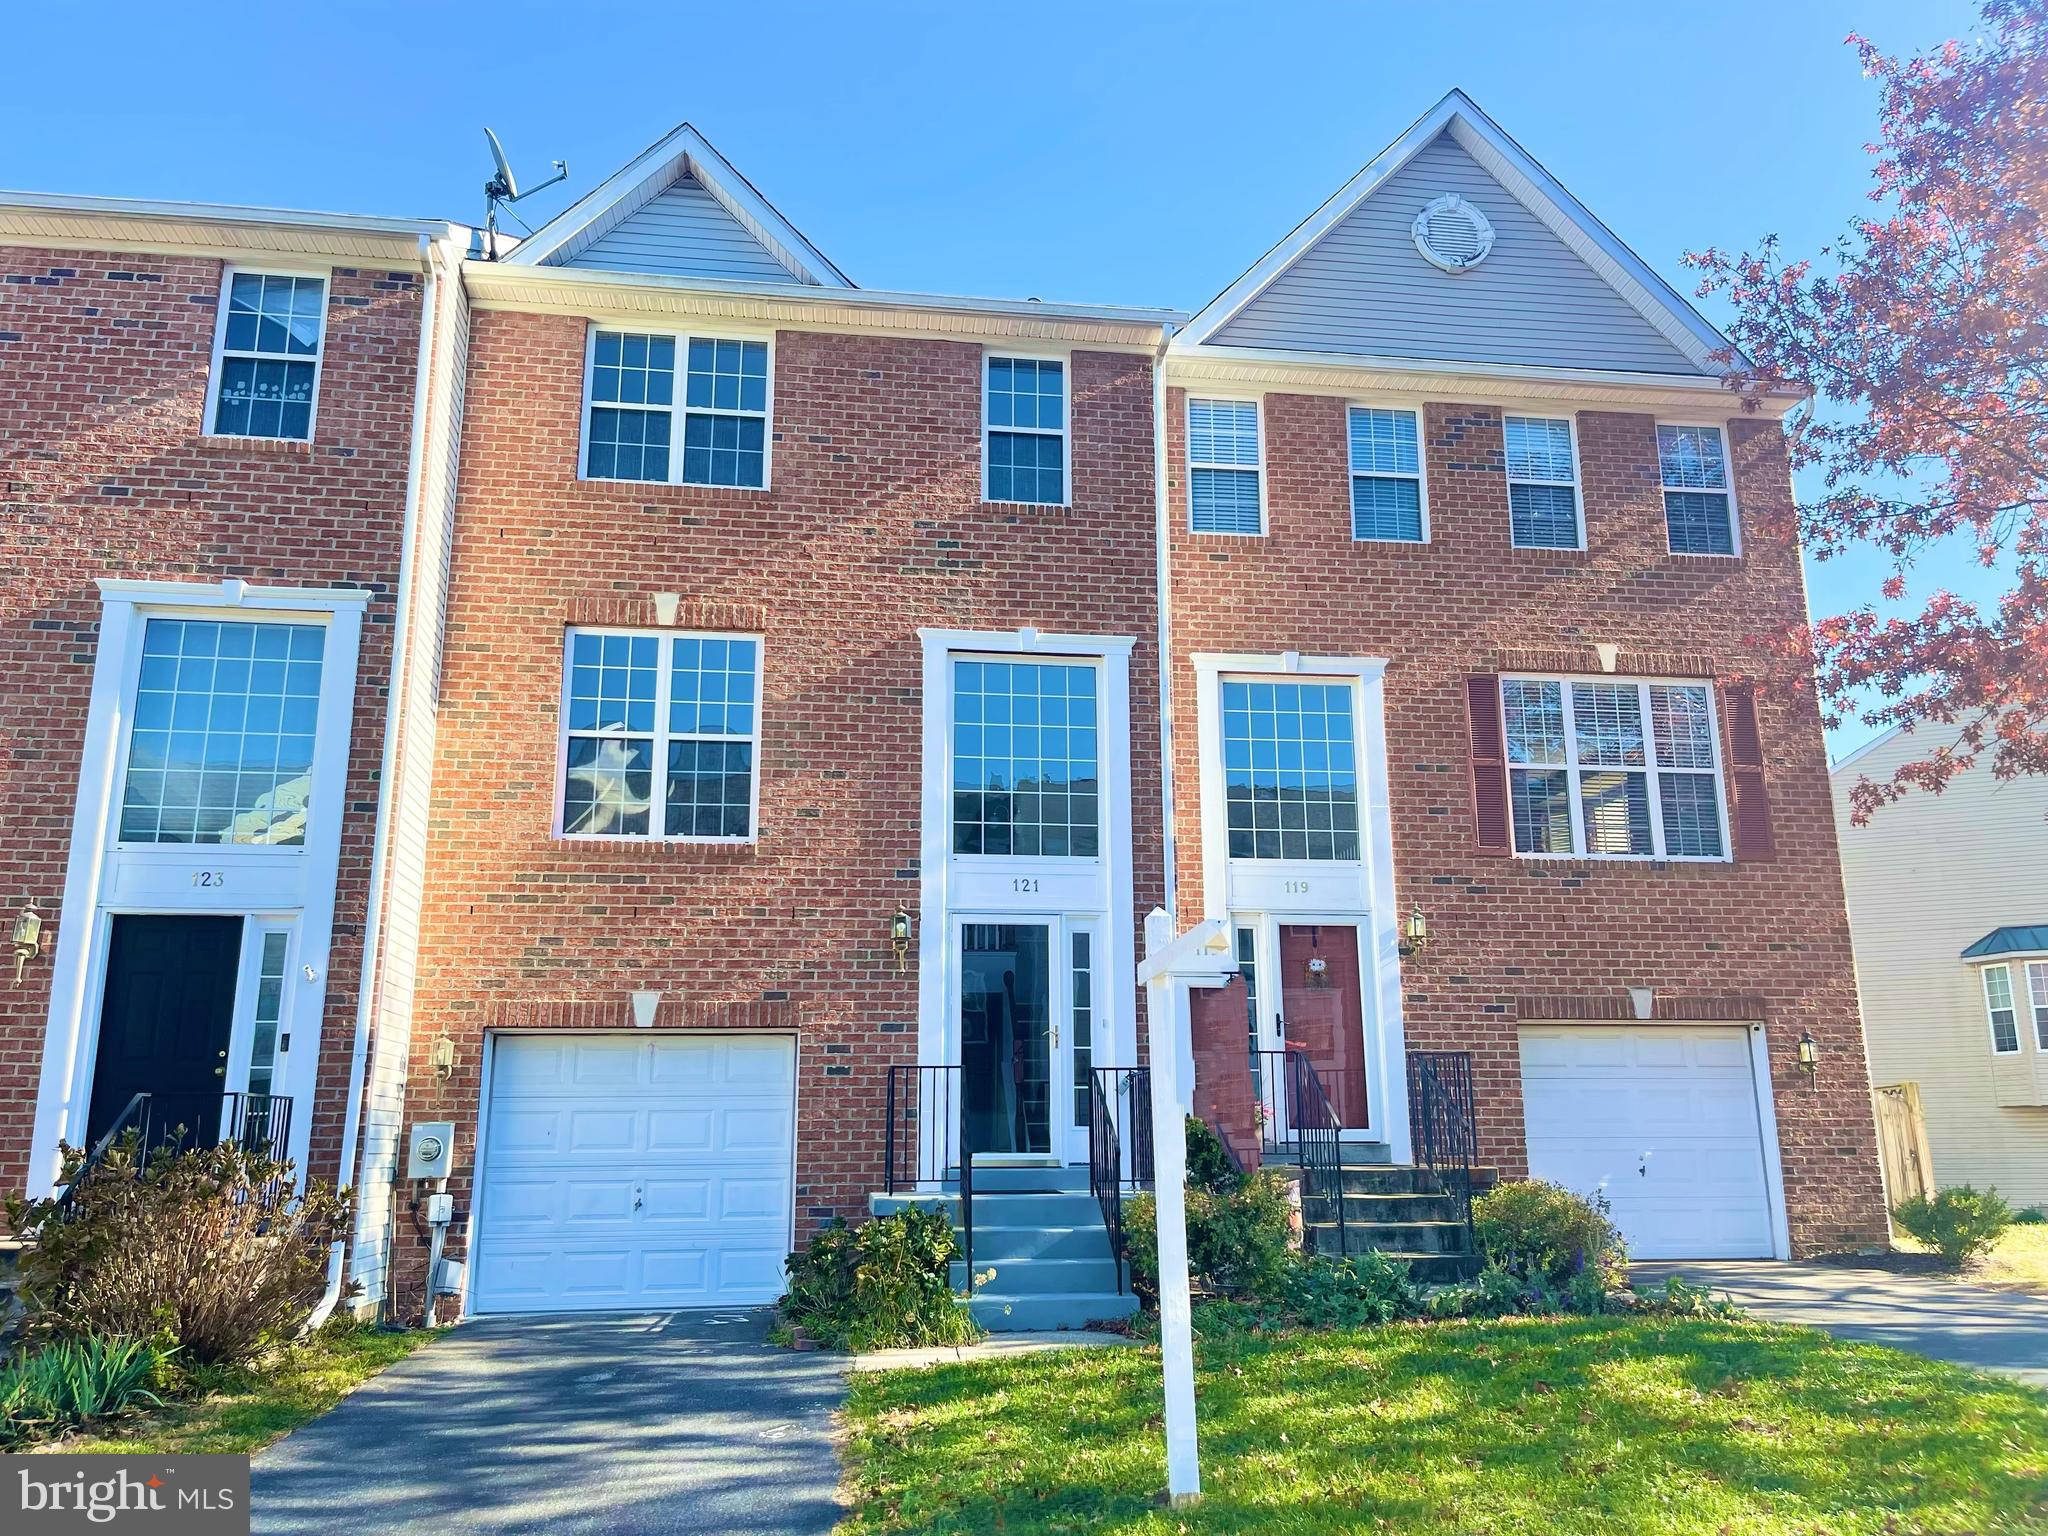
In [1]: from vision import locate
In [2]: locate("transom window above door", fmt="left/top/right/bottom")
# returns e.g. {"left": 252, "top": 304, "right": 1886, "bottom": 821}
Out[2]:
{"left": 583, "top": 329, "right": 770, "bottom": 487}
{"left": 1221, "top": 679, "right": 1360, "bottom": 861}
{"left": 119, "top": 618, "right": 325, "bottom": 846}
{"left": 558, "top": 629, "right": 761, "bottom": 841}
{"left": 951, "top": 658, "right": 1099, "bottom": 856}
{"left": 1502, "top": 676, "right": 1727, "bottom": 860}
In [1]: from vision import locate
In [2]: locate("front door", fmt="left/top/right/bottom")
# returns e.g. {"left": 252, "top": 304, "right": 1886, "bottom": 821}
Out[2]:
{"left": 1278, "top": 924, "right": 1369, "bottom": 1128}
{"left": 87, "top": 915, "right": 243, "bottom": 1146}
{"left": 959, "top": 922, "right": 1059, "bottom": 1159}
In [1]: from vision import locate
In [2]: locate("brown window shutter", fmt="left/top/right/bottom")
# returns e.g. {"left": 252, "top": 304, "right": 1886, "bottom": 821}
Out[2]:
{"left": 1465, "top": 673, "right": 1511, "bottom": 855}
{"left": 1720, "top": 681, "right": 1775, "bottom": 861}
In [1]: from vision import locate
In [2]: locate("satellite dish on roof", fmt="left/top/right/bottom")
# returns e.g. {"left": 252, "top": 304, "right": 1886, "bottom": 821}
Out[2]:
{"left": 481, "top": 128, "right": 568, "bottom": 260}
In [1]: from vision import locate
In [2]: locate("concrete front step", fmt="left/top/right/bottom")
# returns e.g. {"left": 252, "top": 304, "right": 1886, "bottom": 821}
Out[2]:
{"left": 951, "top": 1256, "right": 1121, "bottom": 1294}
{"left": 1307, "top": 1192, "right": 1464, "bottom": 1224}
{"left": 1264, "top": 1141, "right": 1394, "bottom": 1166}
{"left": 968, "top": 1163, "right": 1093, "bottom": 1193}
{"left": 1302, "top": 1232, "right": 1477, "bottom": 1283}
{"left": 965, "top": 1223, "right": 1113, "bottom": 1262}
{"left": 1298, "top": 1218, "right": 1468, "bottom": 1255}
{"left": 969, "top": 1290, "right": 1139, "bottom": 1331}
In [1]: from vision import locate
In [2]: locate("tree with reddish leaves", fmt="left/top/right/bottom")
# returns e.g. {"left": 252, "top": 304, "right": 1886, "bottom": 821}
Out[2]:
{"left": 1687, "top": 0, "right": 2047, "bottom": 820}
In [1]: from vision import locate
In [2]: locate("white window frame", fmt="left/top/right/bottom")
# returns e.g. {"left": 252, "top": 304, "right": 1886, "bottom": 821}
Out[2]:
{"left": 553, "top": 626, "right": 765, "bottom": 845}
{"left": 2026, "top": 960, "right": 2048, "bottom": 1051}
{"left": 1346, "top": 403, "right": 1429, "bottom": 545}
{"left": 1216, "top": 670, "right": 1367, "bottom": 865}
{"left": 578, "top": 324, "right": 776, "bottom": 491}
{"left": 1186, "top": 395, "right": 1267, "bottom": 536}
{"left": 1504, "top": 413, "right": 1584, "bottom": 551}
{"left": 203, "top": 266, "right": 330, "bottom": 443}
{"left": 1501, "top": 673, "right": 1733, "bottom": 863}
{"left": 1655, "top": 421, "right": 1742, "bottom": 558}
{"left": 981, "top": 351, "right": 1072, "bottom": 508}
{"left": 946, "top": 649, "right": 1107, "bottom": 863}
{"left": 1983, "top": 963, "right": 2022, "bottom": 1055}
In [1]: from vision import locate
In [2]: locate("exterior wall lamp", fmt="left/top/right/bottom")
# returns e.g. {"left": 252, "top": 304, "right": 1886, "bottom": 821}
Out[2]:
{"left": 11, "top": 899, "right": 43, "bottom": 984}
{"left": 1398, "top": 905, "right": 1429, "bottom": 958}
{"left": 891, "top": 907, "right": 913, "bottom": 972}
{"left": 429, "top": 1035, "right": 455, "bottom": 1079}
{"left": 1796, "top": 1030, "right": 1819, "bottom": 1085}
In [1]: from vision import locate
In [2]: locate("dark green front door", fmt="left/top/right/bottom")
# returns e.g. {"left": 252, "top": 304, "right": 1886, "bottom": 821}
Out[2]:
{"left": 87, "top": 915, "right": 243, "bottom": 1146}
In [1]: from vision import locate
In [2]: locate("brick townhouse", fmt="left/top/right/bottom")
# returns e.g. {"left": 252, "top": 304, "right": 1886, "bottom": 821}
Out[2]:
{"left": 0, "top": 193, "right": 471, "bottom": 1317}
{"left": 1, "top": 91, "right": 1887, "bottom": 1331}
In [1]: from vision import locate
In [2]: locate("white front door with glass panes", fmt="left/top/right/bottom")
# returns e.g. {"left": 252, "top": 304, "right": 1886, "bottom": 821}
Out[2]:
{"left": 953, "top": 915, "right": 1101, "bottom": 1164}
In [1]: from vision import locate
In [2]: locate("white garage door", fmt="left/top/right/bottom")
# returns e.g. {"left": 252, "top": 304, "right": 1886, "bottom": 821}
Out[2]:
{"left": 473, "top": 1033, "right": 795, "bottom": 1314}
{"left": 1519, "top": 1025, "right": 1775, "bottom": 1260}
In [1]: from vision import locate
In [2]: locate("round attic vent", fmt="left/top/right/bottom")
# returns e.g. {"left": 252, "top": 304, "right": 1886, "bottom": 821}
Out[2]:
{"left": 1412, "top": 194, "right": 1495, "bottom": 273}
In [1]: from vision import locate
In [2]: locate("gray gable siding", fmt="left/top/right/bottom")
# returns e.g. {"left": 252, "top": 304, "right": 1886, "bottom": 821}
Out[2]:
{"left": 1213, "top": 133, "right": 1704, "bottom": 374}
{"left": 559, "top": 174, "right": 798, "bottom": 282}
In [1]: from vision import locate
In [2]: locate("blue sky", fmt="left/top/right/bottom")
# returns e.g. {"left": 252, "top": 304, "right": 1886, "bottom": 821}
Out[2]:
{"left": 7, "top": 0, "right": 1993, "bottom": 754}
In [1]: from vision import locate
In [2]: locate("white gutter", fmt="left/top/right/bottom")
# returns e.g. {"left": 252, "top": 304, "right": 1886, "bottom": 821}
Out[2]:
{"left": 307, "top": 235, "right": 444, "bottom": 1330}
{"left": 0, "top": 189, "right": 454, "bottom": 240}
{"left": 1153, "top": 329, "right": 1179, "bottom": 924}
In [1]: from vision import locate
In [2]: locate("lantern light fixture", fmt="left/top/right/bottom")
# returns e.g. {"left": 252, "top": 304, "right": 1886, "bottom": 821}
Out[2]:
{"left": 1399, "top": 905, "right": 1430, "bottom": 958}
{"left": 11, "top": 899, "right": 43, "bottom": 985}
{"left": 1797, "top": 1030, "right": 1819, "bottom": 1083}
{"left": 891, "top": 907, "right": 913, "bottom": 972}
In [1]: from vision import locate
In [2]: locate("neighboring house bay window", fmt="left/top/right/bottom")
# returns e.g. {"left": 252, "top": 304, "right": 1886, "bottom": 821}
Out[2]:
{"left": 1657, "top": 423, "right": 1738, "bottom": 556}
{"left": 207, "top": 270, "right": 325, "bottom": 441}
{"left": 583, "top": 329, "right": 770, "bottom": 488}
{"left": 1348, "top": 406, "right": 1425, "bottom": 542}
{"left": 1222, "top": 679, "right": 1360, "bottom": 861}
{"left": 558, "top": 629, "right": 761, "bottom": 840}
{"left": 1187, "top": 398, "right": 1263, "bottom": 534}
{"left": 118, "top": 618, "right": 324, "bottom": 846}
{"left": 1502, "top": 676, "right": 1727, "bottom": 859}
{"left": 1984, "top": 963, "right": 2021, "bottom": 1054}
{"left": 984, "top": 356, "right": 1066, "bottom": 505}
{"left": 951, "top": 658, "right": 1099, "bottom": 856}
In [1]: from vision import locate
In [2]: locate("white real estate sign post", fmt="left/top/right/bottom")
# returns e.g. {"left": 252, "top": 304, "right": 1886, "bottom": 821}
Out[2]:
{"left": 1138, "top": 907, "right": 1238, "bottom": 1507}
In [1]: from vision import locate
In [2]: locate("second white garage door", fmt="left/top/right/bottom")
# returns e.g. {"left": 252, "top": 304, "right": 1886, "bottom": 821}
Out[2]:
{"left": 472, "top": 1033, "right": 795, "bottom": 1314}
{"left": 1519, "top": 1024, "right": 1777, "bottom": 1260}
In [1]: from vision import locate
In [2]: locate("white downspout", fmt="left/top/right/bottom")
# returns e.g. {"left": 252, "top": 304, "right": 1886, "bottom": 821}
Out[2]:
{"left": 307, "top": 237, "right": 444, "bottom": 1329}
{"left": 1153, "top": 327, "right": 1179, "bottom": 925}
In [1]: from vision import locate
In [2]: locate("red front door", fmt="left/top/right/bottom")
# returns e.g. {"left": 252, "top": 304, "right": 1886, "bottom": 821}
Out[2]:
{"left": 1278, "top": 924, "right": 1368, "bottom": 1127}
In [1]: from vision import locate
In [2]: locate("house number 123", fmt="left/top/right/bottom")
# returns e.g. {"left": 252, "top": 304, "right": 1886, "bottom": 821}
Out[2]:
{"left": 191, "top": 870, "right": 225, "bottom": 888}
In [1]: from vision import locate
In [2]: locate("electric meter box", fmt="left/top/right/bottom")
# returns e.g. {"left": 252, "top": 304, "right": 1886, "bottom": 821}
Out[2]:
{"left": 406, "top": 1121, "right": 455, "bottom": 1181}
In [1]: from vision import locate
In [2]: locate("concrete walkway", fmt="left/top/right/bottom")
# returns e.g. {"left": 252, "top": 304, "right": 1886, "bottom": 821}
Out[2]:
{"left": 1638, "top": 1260, "right": 2048, "bottom": 1388}
{"left": 850, "top": 1329, "right": 1135, "bottom": 1372}
{"left": 252, "top": 1309, "right": 844, "bottom": 1535}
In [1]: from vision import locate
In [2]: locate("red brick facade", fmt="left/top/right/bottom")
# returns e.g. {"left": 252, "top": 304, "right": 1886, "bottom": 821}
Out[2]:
{"left": 393, "top": 311, "right": 1166, "bottom": 1291}
{"left": 1163, "top": 390, "right": 1888, "bottom": 1255}
{"left": 0, "top": 244, "right": 425, "bottom": 1192}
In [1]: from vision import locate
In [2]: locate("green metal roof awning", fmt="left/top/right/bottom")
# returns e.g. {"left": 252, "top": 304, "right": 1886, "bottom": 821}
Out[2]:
{"left": 1960, "top": 925, "right": 2048, "bottom": 960}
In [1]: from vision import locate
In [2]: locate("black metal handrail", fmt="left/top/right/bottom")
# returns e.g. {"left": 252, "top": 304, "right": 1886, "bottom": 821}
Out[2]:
{"left": 1085, "top": 1066, "right": 1154, "bottom": 1294}
{"left": 54, "top": 1091, "right": 295, "bottom": 1210}
{"left": 1407, "top": 1050, "right": 1478, "bottom": 1242}
{"left": 1285, "top": 1050, "right": 1348, "bottom": 1252}
{"left": 883, "top": 1064, "right": 973, "bottom": 1290}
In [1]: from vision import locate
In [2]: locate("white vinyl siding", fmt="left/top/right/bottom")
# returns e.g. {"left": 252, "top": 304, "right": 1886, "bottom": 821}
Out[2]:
{"left": 1503, "top": 676, "right": 1727, "bottom": 860}
{"left": 582, "top": 329, "right": 770, "bottom": 489}
{"left": 1187, "top": 398, "right": 1263, "bottom": 534}
{"left": 1348, "top": 407, "right": 1425, "bottom": 542}
{"left": 1658, "top": 424, "right": 1738, "bottom": 556}
{"left": 1504, "top": 415, "right": 1582, "bottom": 549}
{"left": 1211, "top": 131, "right": 1706, "bottom": 375}
{"left": 562, "top": 174, "right": 800, "bottom": 282}
{"left": 1985, "top": 965, "right": 2021, "bottom": 1054}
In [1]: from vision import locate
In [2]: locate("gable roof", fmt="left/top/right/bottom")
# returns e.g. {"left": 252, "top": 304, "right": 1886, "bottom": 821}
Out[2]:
{"left": 503, "top": 123, "right": 852, "bottom": 288}
{"left": 1176, "top": 90, "right": 1739, "bottom": 377}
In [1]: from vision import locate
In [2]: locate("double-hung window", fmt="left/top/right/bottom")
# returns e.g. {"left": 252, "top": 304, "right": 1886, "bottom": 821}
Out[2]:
{"left": 1187, "top": 398, "right": 1263, "bottom": 533}
{"left": 584, "top": 329, "right": 770, "bottom": 487}
{"left": 1348, "top": 406, "right": 1424, "bottom": 542}
{"left": 2029, "top": 963, "right": 2048, "bottom": 1050}
{"left": 1984, "top": 964, "right": 2021, "bottom": 1054}
{"left": 984, "top": 356, "right": 1066, "bottom": 505}
{"left": 950, "top": 658, "right": 1098, "bottom": 856}
{"left": 1504, "top": 415, "right": 1582, "bottom": 549}
{"left": 1501, "top": 676, "right": 1727, "bottom": 859}
{"left": 559, "top": 629, "right": 761, "bottom": 840}
{"left": 1657, "top": 424, "right": 1738, "bottom": 555}
{"left": 1221, "top": 679, "right": 1360, "bottom": 861}
{"left": 208, "top": 270, "right": 326, "bottom": 440}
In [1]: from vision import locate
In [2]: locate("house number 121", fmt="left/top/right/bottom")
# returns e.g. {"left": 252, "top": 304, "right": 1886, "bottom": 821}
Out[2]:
{"left": 1012, "top": 877, "right": 1040, "bottom": 893}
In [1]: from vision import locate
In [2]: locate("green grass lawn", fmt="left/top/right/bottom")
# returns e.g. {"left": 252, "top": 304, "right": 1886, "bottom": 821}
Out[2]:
{"left": 42, "top": 1324, "right": 431, "bottom": 1456}
{"left": 839, "top": 1315, "right": 2048, "bottom": 1534}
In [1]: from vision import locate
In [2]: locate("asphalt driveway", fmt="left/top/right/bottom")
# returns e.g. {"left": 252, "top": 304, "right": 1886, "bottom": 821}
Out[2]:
{"left": 252, "top": 1308, "right": 845, "bottom": 1535}
{"left": 1638, "top": 1260, "right": 2048, "bottom": 1388}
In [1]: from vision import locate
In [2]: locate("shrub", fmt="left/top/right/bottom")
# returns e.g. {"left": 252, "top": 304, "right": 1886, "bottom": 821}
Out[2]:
{"left": 1182, "top": 1116, "right": 1242, "bottom": 1193}
{"left": 780, "top": 1206, "right": 979, "bottom": 1352}
{"left": 0, "top": 1335, "right": 168, "bottom": 1447}
{"left": 2013, "top": 1206, "right": 2047, "bottom": 1226}
{"left": 1121, "top": 1165, "right": 1296, "bottom": 1306}
{"left": 1472, "top": 1179, "right": 1627, "bottom": 1289}
{"left": 1894, "top": 1185, "right": 2014, "bottom": 1267}
{"left": 6, "top": 1138, "right": 349, "bottom": 1366}
{"left": 1270, "top": 1251, "right": 1419, "bottom": 1327}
